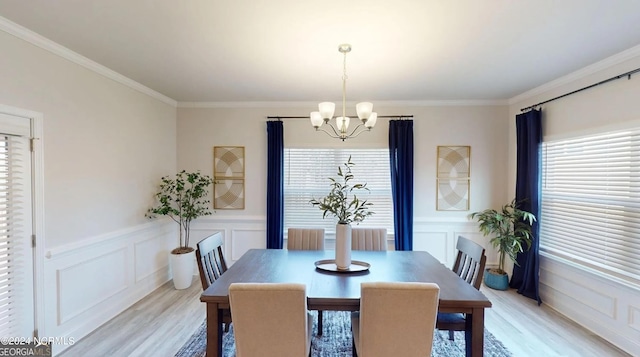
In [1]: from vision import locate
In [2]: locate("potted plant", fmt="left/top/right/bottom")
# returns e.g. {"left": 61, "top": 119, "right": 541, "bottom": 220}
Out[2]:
{"left": 310, "top": 156, "right": 373, "bottom": 270}
{"left": 147, "top": 170, "right": 214, "bottom": 289}
{"left": 469, "top": 199, "right": 536, "bottom": 290}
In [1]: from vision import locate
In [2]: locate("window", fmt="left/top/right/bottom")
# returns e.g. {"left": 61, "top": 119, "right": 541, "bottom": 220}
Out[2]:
{"left": 284, "top": 148, "right": 393, "bottom": 234}
{"left": 540, "top": 128, "right": 640, "bottom": 283}
{"left": 0, "top": 112, "right": 34, "bottom": 337}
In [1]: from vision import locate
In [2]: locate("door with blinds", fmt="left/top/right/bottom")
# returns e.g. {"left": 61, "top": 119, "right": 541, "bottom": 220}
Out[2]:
{"left": 0, "top": 112, "right": 34, "bottom": 338}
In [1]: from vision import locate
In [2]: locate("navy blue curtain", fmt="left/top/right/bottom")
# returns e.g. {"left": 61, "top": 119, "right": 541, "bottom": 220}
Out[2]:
{"left": 389, "top": 120, "right": 414, "bottom": 251}
{"left": 266, "top": 121, "right": 284, "bottom": 249}
{"left": 510, "top": 109, "right": 542, "bottom": 304}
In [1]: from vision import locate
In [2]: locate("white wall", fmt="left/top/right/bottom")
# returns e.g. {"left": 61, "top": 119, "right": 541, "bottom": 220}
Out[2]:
{"left": 177, "top": 104, "right": 509, "bottom": 266}
{"left": 508, "top": 48, "right": 640, "bottom": 356}
{"left": 0, "top": 28, "right": 177, "bottom": 354}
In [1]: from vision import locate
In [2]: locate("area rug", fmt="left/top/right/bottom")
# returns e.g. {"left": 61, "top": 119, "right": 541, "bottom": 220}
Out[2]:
{"left": 176, "top": 311, "right": 513, "bottom": 357}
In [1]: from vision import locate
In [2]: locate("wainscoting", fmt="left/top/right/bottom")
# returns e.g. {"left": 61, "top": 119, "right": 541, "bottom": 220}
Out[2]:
{"left": 44, "top": 214, "right": 638, "bottom": 356}
{"left": 43, "top": 220, "right": 175, "bottom": 355}
{"left": 540, "top": 254, "right": 640, "bottom": 356}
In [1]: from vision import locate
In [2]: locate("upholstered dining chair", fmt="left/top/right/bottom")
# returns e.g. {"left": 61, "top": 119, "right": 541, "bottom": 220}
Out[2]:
{"left": 195, "top": 233, "right": 232, "bottom": 331}
{"left": 351, "top": 228, "right": 387, "bottom": 251}
{"left": 287, "top": 228, "right": 325, "bottom": 335}
{"left": 351, "top": 282, "right": 440, "bottom": 357}
{"left": 287, "top": 228, "right": 325, "bottom": 250}
{"left": 436, "top": 235, "right": 486, "bottom": 340}
{"left": 229, "top": 283, "right": 313, "bottom": 357}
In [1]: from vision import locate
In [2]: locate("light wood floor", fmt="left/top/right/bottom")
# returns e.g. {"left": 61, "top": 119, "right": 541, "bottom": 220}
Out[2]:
{"left": 58, "top": 276, "right": 631, "bottom": 357}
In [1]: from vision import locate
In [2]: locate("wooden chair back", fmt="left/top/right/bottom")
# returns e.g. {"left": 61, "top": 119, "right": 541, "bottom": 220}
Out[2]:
{"left": 351, "top": 228, "right": 387, "bottom": 251}
{"left": 287, "top": 228, "right": 325, "bottom": 250}
{"left": 352, "top": 282, "right": 440, "bottom": 357}
{"left": 436, "top": 235, "right": 487, "bottom": 340}
{"left": 452, "top": 235, "right": 486, "bottom": 290}
{"left": 229, "top": 283, "right": 312, "bottom": 357}
{"left": 196, "top": 233, "right": 228, "bottom": 290}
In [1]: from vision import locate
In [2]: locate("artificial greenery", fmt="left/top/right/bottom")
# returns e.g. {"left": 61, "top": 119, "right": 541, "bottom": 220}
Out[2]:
{"left": 147, "top": 170, "right": 214, "bottom": 254}
{"left": 469, "top": 199, "right": 536, "bottom": 275}
{"left": 310, "top": 156, "right": 373, "bottom": 224}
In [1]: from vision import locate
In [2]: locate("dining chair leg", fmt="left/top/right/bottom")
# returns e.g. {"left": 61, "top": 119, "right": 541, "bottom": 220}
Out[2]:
{"left": 318, "top": 310, "right": 323, "bottom": 335}
{"left": 448, "top": 330, "right": 454, "bottom": 340}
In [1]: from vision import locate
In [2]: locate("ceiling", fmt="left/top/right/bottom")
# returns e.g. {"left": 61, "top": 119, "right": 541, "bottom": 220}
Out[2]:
{"left": 1, "top": 1, "right": 640, "bottom": 103}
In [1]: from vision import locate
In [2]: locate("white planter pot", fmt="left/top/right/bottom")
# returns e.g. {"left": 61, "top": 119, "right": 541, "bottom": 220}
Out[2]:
{"left": 335, "top": 223, "right": 352, "bottom": 270}
{"left": 170, "top": 249, "right": 195, "bottom": 290}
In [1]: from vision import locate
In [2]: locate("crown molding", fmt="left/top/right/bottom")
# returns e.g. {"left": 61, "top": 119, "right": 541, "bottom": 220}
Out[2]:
{"left": 0, "top": 16, "right": 177, "bottom": 107}
{"left": 509, "top": 44, "right": 640, "bottom": 106}
{"left": 177, "top": 99, "right": 508, "bottom": 109}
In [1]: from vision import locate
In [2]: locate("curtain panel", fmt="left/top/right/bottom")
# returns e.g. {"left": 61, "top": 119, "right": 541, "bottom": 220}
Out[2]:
{"left": 510, "top": 109, "right": 542, "bottom": 304}
{"left": 389, "top": 120, "right": 414, "bottom": 251}
{"left": 266, "top": 121, "right": 284, "bottom": 249}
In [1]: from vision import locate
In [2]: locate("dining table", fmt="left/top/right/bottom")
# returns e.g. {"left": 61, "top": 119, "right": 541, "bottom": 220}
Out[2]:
{"left": 200, "top": 249, "right": 492, "bottom": 357}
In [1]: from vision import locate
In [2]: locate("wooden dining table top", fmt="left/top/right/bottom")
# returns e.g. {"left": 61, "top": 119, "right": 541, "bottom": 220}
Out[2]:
{"left": 200, "top": 249, "right": 492, "bottom": 311}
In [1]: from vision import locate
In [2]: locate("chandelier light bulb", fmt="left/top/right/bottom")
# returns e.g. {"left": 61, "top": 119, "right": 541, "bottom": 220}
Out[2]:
{"left": 356, "top": 102, "right": 373, "bottom": 121}
{"left": 310, "top": 111, "right": 323, "bottom": 128}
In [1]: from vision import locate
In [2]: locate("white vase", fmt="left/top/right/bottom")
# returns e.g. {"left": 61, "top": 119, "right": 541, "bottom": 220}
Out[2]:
{"left": 335, "top": 223, "right": 352, "bottom": 270}
{"left": 170, "top": 249, "right": 195, "bottom": 290}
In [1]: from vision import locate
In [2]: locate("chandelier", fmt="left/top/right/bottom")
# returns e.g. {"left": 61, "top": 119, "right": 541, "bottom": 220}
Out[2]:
{"left": 310, "top": 44, "right": 377, "bottom": 141}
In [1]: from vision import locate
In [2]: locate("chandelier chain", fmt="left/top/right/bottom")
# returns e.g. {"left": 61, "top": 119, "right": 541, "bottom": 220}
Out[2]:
{"left": 342, "top": 49, "right": 348, "bottom": 124}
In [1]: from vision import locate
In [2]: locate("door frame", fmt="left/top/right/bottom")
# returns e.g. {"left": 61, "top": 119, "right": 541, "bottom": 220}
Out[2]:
{"left": 0, "top": 104, "right": 45, "bottom": 337}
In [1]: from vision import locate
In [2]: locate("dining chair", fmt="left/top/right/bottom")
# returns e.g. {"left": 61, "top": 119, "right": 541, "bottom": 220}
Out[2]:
{"left": 436, "top": 235, "right": 486, "bottom": 340}
{"left": 195, "top": 233, "right": 232, "bottom": 331}
{"left": 287, "top": 228, "right": 325, "bottom": 335}
{"left": 287, "top": 228, "right": 325, "bottom": 250}
{"left": 351, "top": 282, "right": 440, "bottom": 357}
{"left": 229, "top": 283, "right": 313, "bottom": 357}
{"left": 351, "top": 228, "right": 387, "bottom": 251}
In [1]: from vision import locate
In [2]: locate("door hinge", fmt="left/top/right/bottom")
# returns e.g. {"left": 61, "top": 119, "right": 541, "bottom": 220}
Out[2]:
{"left": 32, "top": 234, "right": 36, "bottom": 248}
{"left": 30, "top": 138, "right": 35, "bottom": 152}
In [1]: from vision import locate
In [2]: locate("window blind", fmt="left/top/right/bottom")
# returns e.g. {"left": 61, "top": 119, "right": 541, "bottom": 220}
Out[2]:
{"left": 0, "top": 113, "right": 33, "bottom": 337}
{"left": 540, "top": 128, "right": 640, "bottom": 282}
{"left": 284, "top": 148, "right": 393, "bottom": 234}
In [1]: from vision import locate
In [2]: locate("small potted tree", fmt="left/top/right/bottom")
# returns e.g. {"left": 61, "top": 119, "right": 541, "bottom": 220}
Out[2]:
{"left": 470, "top": 199, "right": 536, "bottom": 290}
{"left": 310, "top": 156, "right": 373, "bottom": 270}
{"left": 147, "top": 170, "right": 214, "bottom": 289}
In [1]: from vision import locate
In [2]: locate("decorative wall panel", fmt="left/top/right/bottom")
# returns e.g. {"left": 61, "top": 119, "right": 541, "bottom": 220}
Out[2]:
{"left": 213, "top": 146, "right": 245, "bottom": 209}
{"left": 437, "top": 146, "right": 470, "bottom": 211}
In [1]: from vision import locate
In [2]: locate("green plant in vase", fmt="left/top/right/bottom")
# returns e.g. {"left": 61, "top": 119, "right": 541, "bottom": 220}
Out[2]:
{"left": 310, "top": 156, "right": 373, "bottom": 269}
{"left": 469, "top": 198, "right": 536, "bottom": 290}
{"left": 147, "top": 170, "right": 213, "bottom": 289}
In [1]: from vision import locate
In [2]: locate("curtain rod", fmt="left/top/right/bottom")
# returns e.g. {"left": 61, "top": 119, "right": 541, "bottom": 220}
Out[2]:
{"left": 267, "top": 115, "right": 413, "bottom": 119}
{"left": 520, "top": 67, "right": 640, "bottom": 112}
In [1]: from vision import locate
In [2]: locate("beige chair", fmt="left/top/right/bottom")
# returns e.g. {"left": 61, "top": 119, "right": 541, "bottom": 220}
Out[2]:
{"left": 351, "top": 282, "right": 440, "bottom": 357}
{"left": 287, "top": 228, "right": 325, "bottom": 250}
{"left": 351, "top": 228, "right": 387, "bottom": 251}
{"left": 229, "top": 283, "right": 313, "bottom": 357}
{"left": 196, "top": 233, "right": 232, "bottom": 331}
{"left": 287, "top": 228, "right": 325, "bottom": 335}
{"left": 436, "top": 235, "right": 486, "bottom": 340}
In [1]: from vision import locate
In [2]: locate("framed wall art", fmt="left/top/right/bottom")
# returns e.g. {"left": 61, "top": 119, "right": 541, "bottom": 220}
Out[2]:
{"left": 213, "top": 146, "right": 245, "bottom": 209}
{"left": 436, "top": 146, "right": 470, "bottom": 211}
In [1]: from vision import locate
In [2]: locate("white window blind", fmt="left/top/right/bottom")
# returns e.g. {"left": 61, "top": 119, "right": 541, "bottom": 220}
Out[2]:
{"left": 540, "top": 128, "right": 640, "bottom": 283}
{"left": 284, "top": 148, "right": 393, "bottom": 234}
{"left": 0, "top": 112, "right": 33, "bottom": 337}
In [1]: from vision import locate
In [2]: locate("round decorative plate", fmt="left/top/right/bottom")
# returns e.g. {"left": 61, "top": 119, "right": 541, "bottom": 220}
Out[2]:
{"left": 314, "top": 259, "right": 370, "bottom": 273}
